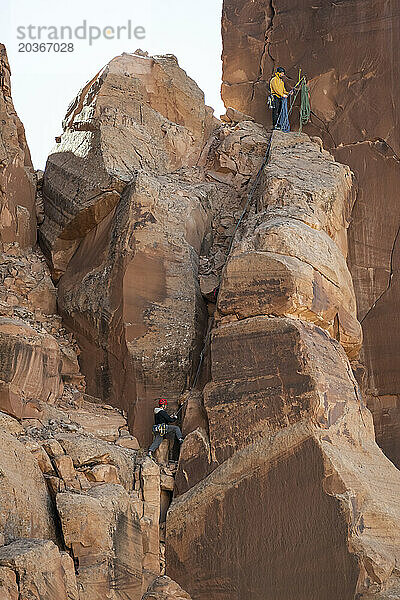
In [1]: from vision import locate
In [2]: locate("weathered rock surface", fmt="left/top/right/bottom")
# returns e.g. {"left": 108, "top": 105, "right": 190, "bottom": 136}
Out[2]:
{"left": 167, "top": 133, "right": 400, "bottom": 599}
{"left": 168, "top": 419, "right": 400, "bottom": 599}
{"left": 0, "top": 539, "right": 76, "bottom": 600}
{"left": 1, "top": 18, "right": 400, "bottom": 600}
{"left": 0, "top": 316, "right": 63, "bottom": 418}
{"left": 42, "top": 53, "right": 272, "bottom": 445}
{"left": 221, "top": 0, "right": 400, "bottom": 466}
{"left": 56, "top": 170, "right": 210, "bottom": 445}
{"left": 55, "top": 432, "right": 135, "bottom": 490}
{"left": 0, "top": 246, "right": 56, "bottom": 314}
{"left": 216, "top": 134, "right": 361, "bottom": 359}
{"left": 57, "top": 484, "right": 143, "bottom": 600}
{"left": 6, "top": 396, "right": 180, "bottom": 597}
{"left": 0, "top": 430, "right": 55, "bottom": 544}
{"left": 142, "top": 576, "right": 192, "bottom": 600}
{"left": 41, "top": 51, "right": 216, "bottom": 279}
{"left": 0, "top": 45, "right": 36, "bottom": 249}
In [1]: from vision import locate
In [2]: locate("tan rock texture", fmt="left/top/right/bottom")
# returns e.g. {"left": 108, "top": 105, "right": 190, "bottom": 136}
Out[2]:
{"left": 2, "top": 22, "right": 400, "bottom": 600}
{"left": 0, "top": 539, "right": 75, "bottom": 600}
{"left": 41, "top": 51, "right": 215, "bottom": 278}
{"left": 142, "top": 576, "right": 192, "bottom": 600}
{"left": 0, "top": 316, "right": 63, "bottom": 418}
{"left": 220, "top": 0, "right": 400, "bottom": 466}
{"left": 55, "top": 170, "right": 209, "bottom": 446}
{"left": 215, "top": 133, "right": 361, "bottom": 359}
{"left": 167, "top": 133, "right": 400, "bottom": 599}
{"left": 41, "top": 52, "right": 258, "bottom": 445}
{"left": 0, "top": 45, "right": 36, "bottom": 249}
{"left": 57, "top": 484, "right": 143, "bottom": 600}
{"left": 0, "top": 430, "right": 55, "bottom": 544}
{"left": 0, "top": 44, "right": 191, "bottom": 600}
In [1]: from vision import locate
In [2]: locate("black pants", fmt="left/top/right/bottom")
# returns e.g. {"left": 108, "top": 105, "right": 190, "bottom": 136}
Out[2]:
{"left": 149, "top": 424, "right": 182, "bottom": 452}
{"left": 272, "top": 96, "right": 283, "bottom": 128}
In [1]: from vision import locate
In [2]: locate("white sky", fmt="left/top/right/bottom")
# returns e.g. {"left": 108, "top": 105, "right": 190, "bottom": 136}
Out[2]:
{"left": 1, "top": 0, "right": 225, "bottom": 169}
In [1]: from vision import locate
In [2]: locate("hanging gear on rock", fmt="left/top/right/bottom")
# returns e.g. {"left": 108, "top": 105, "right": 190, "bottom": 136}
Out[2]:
{"left": 147, "top": 398, "right": 184, "bottom": 459}
{"left": 268, "top": 67, "right": 311, "bottom": 133}
{"left": 299, "top": 76, "right": 311, "bottom": 132}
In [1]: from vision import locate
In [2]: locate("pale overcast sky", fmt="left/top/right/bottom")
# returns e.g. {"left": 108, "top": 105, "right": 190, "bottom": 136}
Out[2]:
{"left": 1, "top": 0, "right": 224, "bottom": 169}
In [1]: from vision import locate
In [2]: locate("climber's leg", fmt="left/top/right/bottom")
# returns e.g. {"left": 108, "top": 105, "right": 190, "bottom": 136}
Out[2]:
{"left": 167, "top": 425, "right": 184, "bottom": 444}
{"left": 148, "top": 434, "right": 163, "bottom": 454}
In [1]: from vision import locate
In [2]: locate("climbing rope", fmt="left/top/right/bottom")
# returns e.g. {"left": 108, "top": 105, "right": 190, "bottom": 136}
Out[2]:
{"left": 275, "top": 73, "right": 310, "bottom": 131}
{"left": 176, "top": 132, "right": 276, "bottom": 418}
{"left": 176, "top": 73, "right": 310, "bottom": 421}
{"left": 227, "top": 134, "right": 274, "bottom": 256}
{"left": 176, "top": 317, "right": 214, "bottom": 416}
{"left": 299, "top": 78, "right": 311, "bottom": 132}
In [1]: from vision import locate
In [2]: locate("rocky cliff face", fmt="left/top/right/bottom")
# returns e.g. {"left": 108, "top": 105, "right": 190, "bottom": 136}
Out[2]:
{"left": 221, "top": 0, "right": 400, "bottom": 468}
{"left": 0, "top": 45, "right": 192, "bottom": 599}
{"left": 0, "top": 45, "right": 36, "bottom": 248}
{"left": 167, "top": 132, "right": 400, "bottom": 600}
{"left": 0, "top": 6, "right": 400, "bottom": 598}
{"left": 41, "top": 51, "right": 268, "bottom": 446}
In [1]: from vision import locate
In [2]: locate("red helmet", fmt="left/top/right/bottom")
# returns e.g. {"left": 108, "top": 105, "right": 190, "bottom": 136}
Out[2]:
{"left": 158, "top": 398, "right": 167, "bottom": 407}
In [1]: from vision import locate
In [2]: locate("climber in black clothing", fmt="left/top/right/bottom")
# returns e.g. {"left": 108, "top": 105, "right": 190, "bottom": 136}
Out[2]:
{"left": 147, "top": 398, "right": 184, "bottom": 458}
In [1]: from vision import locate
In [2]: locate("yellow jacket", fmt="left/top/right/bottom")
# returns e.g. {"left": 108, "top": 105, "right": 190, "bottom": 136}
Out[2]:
{"left": 270, "top": 73, "right": 287, "bottom": 98}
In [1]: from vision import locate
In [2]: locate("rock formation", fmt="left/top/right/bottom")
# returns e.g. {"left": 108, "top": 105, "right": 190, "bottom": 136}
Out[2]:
{"left": 0, "top": 4, "right": 400, "bottom": 597}
{"left": 0, "top": 44, "right": 36, "bottom": 248}
{"left": 167, "top": 132, "right": 400, "bottom": 599}
{"left": 0, "top": 45, "right": 189, "bottom": 599}
{"left": 41, "top": 51, "right": 266, "bottom": 445}
{"left": 220, "top": 0, "right": 400, "bottom": 467}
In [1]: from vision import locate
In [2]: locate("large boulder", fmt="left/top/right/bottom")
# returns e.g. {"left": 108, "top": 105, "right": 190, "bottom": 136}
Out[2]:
{"left": 168, "top": 316, "right": 400, "bottom": 599}
{"left": 168, "top": 417, "right": 400, "bottom": 600}
{"left": 0, "top": 431, "right": 55, "bottom": 544}
{"left": 0, "top": 45, "right": 36, "bottom": 249}
{"left": 216, "top": 134, "right": 361, "bottom": 359}
{"left": 0, "top": 539, "right": 77, "bottom": 600}
{"left": 0, "top": 317, "right": 63, "bottom": 419}
{"left": 220, "top": 0, "right": 400, "bottom": 466}
{"left": 41, "top": 51, "right": 216, "bottom": 279}
{"left": 56, "top": 484, "right": 143, "bottom": 600}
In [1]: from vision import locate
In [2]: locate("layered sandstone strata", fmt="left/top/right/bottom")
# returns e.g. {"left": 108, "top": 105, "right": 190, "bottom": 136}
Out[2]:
{"left": 0, "top": 45, "right": 36, "bottom": 248}
{"left": 220, "top": 0, "right": 400, "bottom": 467}
{"left": 167, "top": 133, "right": 400, "bottom": 599}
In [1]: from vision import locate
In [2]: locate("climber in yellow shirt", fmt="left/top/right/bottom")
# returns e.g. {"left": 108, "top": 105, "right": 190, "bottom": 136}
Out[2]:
{"left": 269, "top": 67, "right": 289, "bottom": 129}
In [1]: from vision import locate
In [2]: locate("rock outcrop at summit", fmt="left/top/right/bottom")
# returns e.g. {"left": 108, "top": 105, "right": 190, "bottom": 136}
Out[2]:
{"left": 41, "top": 51, "right": 216, "bottom": 279}
{"left": 0, "top": 45, "right": 36, "bottom": 249}
{"left": 220, "top": 0, "right": 400, "bottom": 467}
{"left": 167, "top": 132, "right": 400, "bottom": 599}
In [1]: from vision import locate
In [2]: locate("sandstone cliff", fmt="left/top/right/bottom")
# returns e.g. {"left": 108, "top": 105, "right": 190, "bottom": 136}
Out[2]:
{"left": 167, "top": 132, "right": 400, "bottom": 600}
{"left": 0, "top": 45, "right": 191, "bottom": 600}
{"left": 221, "top": 0, "right": 400, "bottom": 468}
{"left": 41, "top": 51, "right": 265, "bottom": 446}
{"left": 0, "top": 44, "right": 36, "bottom": 249}
{"left": 0, "top": 4, "right": 400, "bottom": 598}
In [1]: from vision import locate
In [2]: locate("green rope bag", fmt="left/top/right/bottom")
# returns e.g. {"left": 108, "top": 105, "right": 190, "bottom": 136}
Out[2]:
{"left": 299, "top": 79, "right": 311, "bottom": 132}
